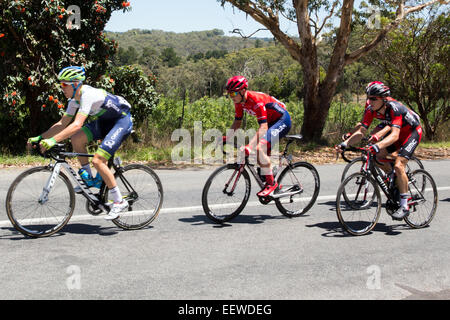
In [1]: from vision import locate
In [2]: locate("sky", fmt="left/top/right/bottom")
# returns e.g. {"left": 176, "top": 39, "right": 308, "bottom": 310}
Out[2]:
{"left": 105, "top": 0, "right": 299, "bottom": 38}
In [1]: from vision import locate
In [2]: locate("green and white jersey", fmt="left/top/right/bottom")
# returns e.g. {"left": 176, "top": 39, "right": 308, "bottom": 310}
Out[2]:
{"left": 64, "top": 85, "right": 131, "bottom": 120}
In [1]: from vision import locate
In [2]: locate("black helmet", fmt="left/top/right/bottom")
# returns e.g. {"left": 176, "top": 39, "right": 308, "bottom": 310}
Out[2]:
{"left": 366, "top": 83, "right": 391, "bottom": 97}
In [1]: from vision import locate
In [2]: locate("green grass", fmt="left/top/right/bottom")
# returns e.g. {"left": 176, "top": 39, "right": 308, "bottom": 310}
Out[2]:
{"left": 1, "top": 140, "right": 448, "bottom": 167}
{"left": 0, "top": 154, "right": 46, "bottom": 166}
{"left": 419, "top": 141, "right": 450, "bottom": 148}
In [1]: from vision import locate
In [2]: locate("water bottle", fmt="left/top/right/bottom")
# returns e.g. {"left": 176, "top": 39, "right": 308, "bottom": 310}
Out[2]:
{"left": 78, "top": 168, "right": 92, "bottom": 182}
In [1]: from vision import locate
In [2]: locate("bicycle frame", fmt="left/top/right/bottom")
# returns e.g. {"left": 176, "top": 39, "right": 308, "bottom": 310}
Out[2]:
{"left": 224, "top": 138, "right": 298, "bottom": 199}
{"left": 37, "top": 144, "right": 135, "bottom": 214}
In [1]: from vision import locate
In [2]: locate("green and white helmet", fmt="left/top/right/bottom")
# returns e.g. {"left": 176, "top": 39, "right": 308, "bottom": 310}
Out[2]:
{"left": 57, "top": 66, "right": 86, "bottom": 82}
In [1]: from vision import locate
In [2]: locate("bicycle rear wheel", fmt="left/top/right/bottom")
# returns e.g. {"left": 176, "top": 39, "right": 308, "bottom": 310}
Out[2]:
{"left": 404, "top": 169, "right": 437, "bottom": 229}
{"left": 109, "top": 164, "right": 163, "bottom": 230}
{"left": 275, "top": 161, "right": 320, "bottom": 217}
{"left": 6, "top": 166, "right": 75, "bottom": 238}
{"left": 336, "top": 172, "right": 382, "bottom": 236}
{"left": 202, "top": 164, "right": 250, "bottom": 223}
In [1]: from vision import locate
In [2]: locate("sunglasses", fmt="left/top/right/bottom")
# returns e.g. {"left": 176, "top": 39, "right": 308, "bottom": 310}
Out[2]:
{"left": 60, "top": 82, "right": 75, "bottom": 88}
{"left": 227, "top": 91, "right": 239, "bottom": 98}
{"left": 367, "top": 96, "right": 381, "bottom": 101}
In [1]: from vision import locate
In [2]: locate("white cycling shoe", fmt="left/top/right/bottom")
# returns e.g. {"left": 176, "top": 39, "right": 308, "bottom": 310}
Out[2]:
{"left": 105, "top": 200, "right": 128, "bottom": 220}
{"left": 392, "top": 206, "right": 409, "bottom": 220}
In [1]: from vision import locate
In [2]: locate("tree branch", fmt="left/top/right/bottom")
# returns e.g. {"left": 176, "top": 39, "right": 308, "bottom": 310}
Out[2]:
{"left": 223, "top": 0, "right": 303, "bottom": 62}
{"left": 345, "top": 0, "right": 446, "bottom": 65}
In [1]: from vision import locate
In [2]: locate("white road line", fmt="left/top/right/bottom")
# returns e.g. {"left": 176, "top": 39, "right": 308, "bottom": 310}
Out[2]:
{"left": 1, "top": 186, "right": 450, "bottom": 227}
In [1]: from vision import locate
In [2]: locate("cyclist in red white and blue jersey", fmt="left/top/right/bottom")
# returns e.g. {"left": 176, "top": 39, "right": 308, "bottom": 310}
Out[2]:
{"left": 224, "top": 76, "right": 291, "bottom": 197}
{"left": 336, "top": 82, "right": 423, "bottom": 220}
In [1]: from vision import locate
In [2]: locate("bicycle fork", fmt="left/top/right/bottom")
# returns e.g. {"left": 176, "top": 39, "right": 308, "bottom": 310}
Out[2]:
{"left": 39, "top": 163, "right": 62, "bottom": 205}
{"left": 223, "top": 164, "right": 245, "bottom": 196}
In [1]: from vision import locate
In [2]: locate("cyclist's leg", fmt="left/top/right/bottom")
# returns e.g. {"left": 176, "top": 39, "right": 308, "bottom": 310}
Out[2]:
{"left": 70, "top": 126, "right": 92, "bottom": 166}
{"left": 375, "top": 146, "right": 394, "bottom": 174}
{"left": 393, "top": 126, "right": 422, "bottom": 217}
{"left": 395, "top": 126, "right": 422, "bottom": 192}
{"left": 72, "top": 121, "right": 101, "bottom": 176}
{"left": 92, "top": 114, "right": 133, "bottom": 190}
{"left": 257, "top": 112, "right": 291, "bottom": 192}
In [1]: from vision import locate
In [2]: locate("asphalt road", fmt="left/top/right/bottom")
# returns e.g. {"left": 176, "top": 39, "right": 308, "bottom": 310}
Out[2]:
{"left": 0, "top": 160, "right": 449, "bottom": 300}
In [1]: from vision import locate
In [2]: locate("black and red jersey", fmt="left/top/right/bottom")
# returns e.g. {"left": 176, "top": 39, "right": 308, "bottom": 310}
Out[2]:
{"left": 361, "top": 98, "right": 421, "bottom": 133}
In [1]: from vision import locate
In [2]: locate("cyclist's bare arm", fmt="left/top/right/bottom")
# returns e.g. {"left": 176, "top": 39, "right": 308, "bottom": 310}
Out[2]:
{"left": 368, "top": 125, "right": 391, "bottom": 143}
{"left": 27, "top": 115, "right": 73, "bottom": 150}
{"left": 40, "top": 114, "right": 73, "bottom": 139}
{"left": 346, "top": 126, "right": 367, "bottom": 146}
{"left": 52, "top": 113, "right": 88, "bottom": 143}
{"left": 376, "top": 126, "right": 400, "bottom": 150}
{"left": 248, "top": 122, "right": 268, "bottom": 150}
{"left": 224, "top": 119, "right": 242, "bottom": 142}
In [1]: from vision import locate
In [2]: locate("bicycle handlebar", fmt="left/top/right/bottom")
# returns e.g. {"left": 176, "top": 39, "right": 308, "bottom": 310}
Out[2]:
{"left": 31, "top": 141, "right": 67, "bottom": 161}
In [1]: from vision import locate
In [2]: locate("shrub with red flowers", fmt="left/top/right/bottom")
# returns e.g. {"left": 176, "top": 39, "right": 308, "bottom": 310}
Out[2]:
{"left": 0, "top": 0, "right": 149, "bottom": 154}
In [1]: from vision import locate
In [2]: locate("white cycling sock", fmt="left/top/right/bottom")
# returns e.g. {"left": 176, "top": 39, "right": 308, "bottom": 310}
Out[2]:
{"left": 400, "top": 193, "right": 409, "bottom": 209}
{"left": 109, "top": 186, "right": 123, "bottom": 203}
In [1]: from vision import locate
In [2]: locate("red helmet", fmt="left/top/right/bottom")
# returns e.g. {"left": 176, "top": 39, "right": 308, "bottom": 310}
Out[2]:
{"left": 226, "top": 76, "right": 248, "bottom": 92}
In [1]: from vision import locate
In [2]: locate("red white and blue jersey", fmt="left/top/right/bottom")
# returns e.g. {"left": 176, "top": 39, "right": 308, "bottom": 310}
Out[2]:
{"left": 234, "top": 91, "right": 288, "bottom": 125}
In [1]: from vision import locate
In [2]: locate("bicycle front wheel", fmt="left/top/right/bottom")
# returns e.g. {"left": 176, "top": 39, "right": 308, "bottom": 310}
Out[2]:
{"left": 275, "top": 162, "right": 320, "bottom": 217}
{"left": 404, "top": 169, "right": 438, "bottom": 229}
{"left": 202, "top": 164, "right": 251, "bottom": 224}
{"left": 109, "top": 164, "right": 163, "bottom": 230}
{"left": 336, "top": 172, "right": 382, "bottom": 236}
{"left": 6, "top": 166, "right": 75, "bottom": 238}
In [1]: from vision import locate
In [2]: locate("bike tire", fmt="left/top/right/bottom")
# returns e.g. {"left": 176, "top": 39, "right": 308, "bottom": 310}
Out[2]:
{"left": 6, "top": 166, "right": 75, "bottom": 238}
{"left": 202, "top": 164, "right": 251, "bottom": 224}
{"left": 109, "top": 164, "right": 164, "bottom": 230}
{"left": 275, "top": 161, "right": 320, "bottom": 217}
{"left": 404, "top": 169, "right": 438, "bottom": 229}
{"left": 336, "top": 172, "right": 382, "bottom": 236}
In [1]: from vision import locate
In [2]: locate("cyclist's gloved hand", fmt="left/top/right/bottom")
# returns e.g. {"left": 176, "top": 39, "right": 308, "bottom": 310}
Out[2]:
{"left": 341, "top": 132, "right": 352, "bottom": 141}
{"left": 28, "top": 135, "right": 42, "bottom": 144}
{"left": 367, "top": 144, "right": 380, "bottom": 155}
{"left": 240, "top": 144, "right": 252, "bottom": 157}
{"left": 335, "top": 142, "right": 347, "bottom": 152}
{"left": 40, "top": 137, "right": 57, "bottom": 151}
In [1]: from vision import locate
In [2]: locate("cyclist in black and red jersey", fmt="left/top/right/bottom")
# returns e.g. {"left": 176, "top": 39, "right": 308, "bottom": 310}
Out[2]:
{"left": 341, "top": 81, "right": 391, "bottom": 143}
{"left": 336, "top": 82, "right": 423, "bottom": 220}
{"left": 223, "top": 76, "right": 291, "bottom": 197}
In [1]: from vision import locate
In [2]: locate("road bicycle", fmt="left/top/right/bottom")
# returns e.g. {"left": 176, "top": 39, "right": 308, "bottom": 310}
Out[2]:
{"left": 339, "top": 139, "right": 424, "bottom": 182}
{"left": 202, "top": 134, "right": 320, "bottom": 223}
{"left": 335, "top": 147, "right": 437, "bottom": 236}
{"left": 6, "top": 142, "right": 163, "bottom": 238}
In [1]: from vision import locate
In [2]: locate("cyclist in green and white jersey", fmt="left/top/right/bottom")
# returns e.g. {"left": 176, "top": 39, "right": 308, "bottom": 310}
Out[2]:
{"left": 27, "top": 66, "right": 132, "bottom": 220}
